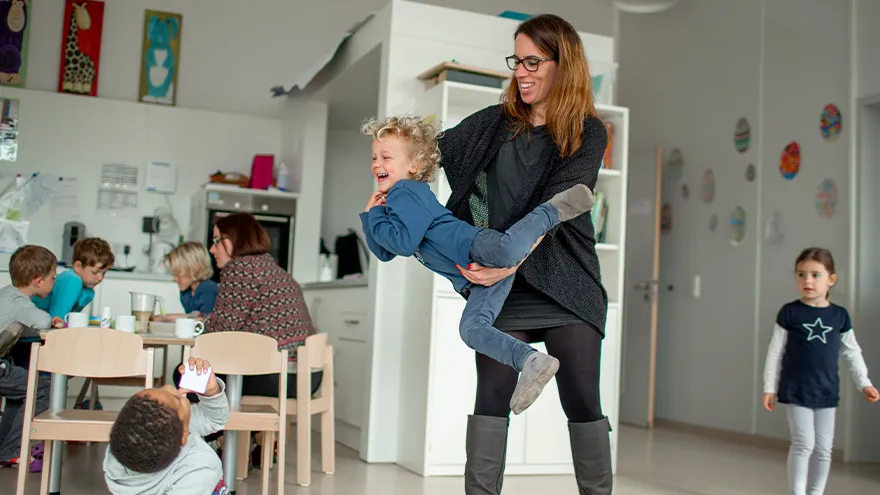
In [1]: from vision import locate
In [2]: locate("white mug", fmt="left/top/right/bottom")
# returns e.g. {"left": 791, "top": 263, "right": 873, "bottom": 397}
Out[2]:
{"left": 65, "top": 312, "right": 89, "bottom": 328}
{"left": 175, "top": 318, "right": 205, "bottom": 338}
{"left": 115, "top": 315, "right": 136, "bottom": 333}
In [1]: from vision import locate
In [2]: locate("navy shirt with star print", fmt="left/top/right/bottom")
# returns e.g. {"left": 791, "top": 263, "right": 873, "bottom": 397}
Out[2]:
{"left": 776, "top": 300, "right": 851, "bottom": 408}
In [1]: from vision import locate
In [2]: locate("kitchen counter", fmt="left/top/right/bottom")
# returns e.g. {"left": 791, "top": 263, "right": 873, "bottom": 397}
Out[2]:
{"left": 104, "top": 270, "right": 174, "bottom": 282}
{"left": 302, "top": 277, "right": 368, "bottom": 290}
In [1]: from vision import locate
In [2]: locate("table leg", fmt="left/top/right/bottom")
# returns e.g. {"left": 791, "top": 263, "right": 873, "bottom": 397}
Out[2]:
{"left": 223, "top": 375, "right": 243, "bottom": 493}
{"left": 48, "top": 373, "right": 68, "bottom": 495}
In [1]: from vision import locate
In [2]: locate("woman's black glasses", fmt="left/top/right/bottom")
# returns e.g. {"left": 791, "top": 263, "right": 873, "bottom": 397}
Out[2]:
{"left": 506, "top": 55, "right": 555, "bottom": 72}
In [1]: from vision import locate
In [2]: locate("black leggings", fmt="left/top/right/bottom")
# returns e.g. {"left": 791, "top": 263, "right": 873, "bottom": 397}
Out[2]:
{"left": 474, "top": 323, "right": 603, "bottom": 423}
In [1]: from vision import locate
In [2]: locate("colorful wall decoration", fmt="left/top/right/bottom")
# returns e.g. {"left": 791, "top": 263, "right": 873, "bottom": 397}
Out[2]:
{"left": 660, "top": 203, "right": 672, "bottom": 234}
{"left": 666, "top": 148, "right": 684, "bottom": 180}
{"left": 0, "top": 0, "right": 31, "bottom": 87}
{"left": 815, "top": 178, "right": 838, "bottom": 218}
{"left": 729, "top": 206, "right": 746, "bottom": 246}
{"left": 700, "top": 169, "right": 715, "bottom": 203}
{"left": 58, "top": 1, "right": 104, "bottom": 96}
{"left": 746, "top": 163, "right": 756, "bottom": 182}
{"left": 139, "top": 10, "right": 182, "bottom": 106}
{"left": 734, "top": 117, "right": 750, "bottom": 153}
{"left": 780, "top": 141, "right": 801, "bottom": 180}
{"left": 820, "top": 104, "right": 842, "bottom": 142}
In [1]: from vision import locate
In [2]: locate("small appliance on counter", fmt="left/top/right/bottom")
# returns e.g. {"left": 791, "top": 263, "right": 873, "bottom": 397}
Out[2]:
{"left": 61, "top": 221, "right": 86, "bottom": 265}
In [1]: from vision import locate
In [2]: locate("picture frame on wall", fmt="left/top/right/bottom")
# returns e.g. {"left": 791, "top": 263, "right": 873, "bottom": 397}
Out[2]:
{"left": 0, "top": 0, "right": 31, "bottom": 87}
{"left": 58, "top": 0, "right": 105, "bottom": 96}
{"left": 138, "top": 10, "right": 182, "bottom": 106}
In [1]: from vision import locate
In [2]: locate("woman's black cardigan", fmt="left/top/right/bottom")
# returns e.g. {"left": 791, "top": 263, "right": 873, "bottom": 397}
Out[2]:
{"left": 438, "top": 104, "right": 610, "bottom": 335}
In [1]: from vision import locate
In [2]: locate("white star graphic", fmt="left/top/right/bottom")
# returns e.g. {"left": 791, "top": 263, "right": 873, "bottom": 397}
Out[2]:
{"left": 803, "top": 317, "right": 833, "bottom": 344}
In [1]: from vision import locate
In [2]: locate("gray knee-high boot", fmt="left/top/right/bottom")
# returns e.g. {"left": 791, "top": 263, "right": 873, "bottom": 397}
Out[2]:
{"left": 465, "top": 415, "right": 509, "bottom": 495}
{"left": 569, "top": 417, "right": 613, "bottom": 495}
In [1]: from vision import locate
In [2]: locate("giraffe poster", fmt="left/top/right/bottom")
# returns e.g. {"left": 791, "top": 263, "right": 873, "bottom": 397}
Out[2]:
{"left": 57, "top": 0, "right": 104, "bottom": 96}
{"left": 0, "top": 0, "right": 31, "bottom": 87}
{"left": 138, "top": 10, "right": 182, "bottom": 106}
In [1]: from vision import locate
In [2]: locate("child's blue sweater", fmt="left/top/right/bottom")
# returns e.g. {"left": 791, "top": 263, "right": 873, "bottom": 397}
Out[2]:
{"left": 359, "top": 180, "right": 481, "bottom": 292}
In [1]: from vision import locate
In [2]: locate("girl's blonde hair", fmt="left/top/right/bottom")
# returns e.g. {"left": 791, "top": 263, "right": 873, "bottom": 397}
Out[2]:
{"left": 164, "top": 241, "right": 213, "bottom": 281}
{"left": 360, "top": 115, "right": 443, "bottom": 182}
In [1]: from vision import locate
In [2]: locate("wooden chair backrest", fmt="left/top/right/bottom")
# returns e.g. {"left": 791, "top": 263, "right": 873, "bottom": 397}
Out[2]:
{"left": 37, "top": 327, "right": 153, "bottom": 378}
{"left": 301, "top": 333, "right": 328, "bottom": 370}
{"left": 188, "top": 332, "right": 286, "bottom": 376}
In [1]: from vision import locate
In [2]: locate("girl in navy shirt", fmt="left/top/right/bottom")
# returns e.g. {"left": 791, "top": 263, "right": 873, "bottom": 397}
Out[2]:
{"left": 159, "top": 242, "right": 218, "bottom": 320}
{"left": 763, "top": 247, "right": 878, "bottom": 494}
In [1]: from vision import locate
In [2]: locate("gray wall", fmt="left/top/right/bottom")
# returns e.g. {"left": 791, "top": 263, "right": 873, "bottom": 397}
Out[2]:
{"left": 618, "top": 0, "right": 853, "bottom": 444}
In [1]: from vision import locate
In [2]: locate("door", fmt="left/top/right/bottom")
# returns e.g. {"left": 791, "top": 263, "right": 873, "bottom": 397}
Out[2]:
{"left": 619, "top": 146, "right": 662, "bottom": 428}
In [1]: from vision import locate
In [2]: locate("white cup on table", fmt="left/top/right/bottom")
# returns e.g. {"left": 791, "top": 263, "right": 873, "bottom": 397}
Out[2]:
{"left": 65, "top": 312, "right": 89, "bottom": 328}
{"left": 115, "top": 315, "right": 136, "bottom": 333}
{"left": 175, "top": 318, "right": 205, "bottom": 339}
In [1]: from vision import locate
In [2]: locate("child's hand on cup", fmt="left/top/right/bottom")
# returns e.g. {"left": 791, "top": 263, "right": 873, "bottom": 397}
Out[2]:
{"left": 178, "top": 357, "right": 221, "bottom": 397}
{"left": 51, "top": 316, "right": 65, "bottom": 329}
{"left": 863, "top": 386, "right": 879, "bottom": 403}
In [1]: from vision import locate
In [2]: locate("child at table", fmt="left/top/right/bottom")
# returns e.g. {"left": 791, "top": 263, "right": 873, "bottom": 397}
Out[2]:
{"left": 155, "top": 242, "right": 218, "bottom": 321}
{"left": 359, "top": 116, "right": 595, "bottom": 414}
{"left": 0, "top": 245, "right": 58, "bottom": 471}
{"left": 104, "top": 357, "right": 230, "bottom": 494}
{"left": 32, "top": 237, "right": 114, "bottom": 318}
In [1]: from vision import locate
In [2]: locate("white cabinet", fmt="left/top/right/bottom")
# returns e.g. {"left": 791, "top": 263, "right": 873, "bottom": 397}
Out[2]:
{"left": 303, "top": 285, "right": 371, "bottom": 452}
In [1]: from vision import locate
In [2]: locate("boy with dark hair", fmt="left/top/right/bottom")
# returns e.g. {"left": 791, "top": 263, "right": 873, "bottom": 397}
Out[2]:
{"left": 104, "top": 358, "right": 230, "bottom": 494}
{"left": 33, "top": 237, "right": 114, "bottom": 318}
{"left": 0, "top": 245, "right": 58, "bottom": 470}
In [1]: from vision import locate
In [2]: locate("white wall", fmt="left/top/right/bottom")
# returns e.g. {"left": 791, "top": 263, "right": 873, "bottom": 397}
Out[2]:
{"left": 0, "top": 87, "right": 281, "bottom": 270}
{"left": 855, "top": 0, "right": 880, "bottom": 99}
{"left": 321, "top": 131, "right": 372, "bottom": 249}
{"left": 619, "top": 0, "right": 853, "bottom": 444}
{"left": 22, "top": 0, "right": 613, "bottom": 118}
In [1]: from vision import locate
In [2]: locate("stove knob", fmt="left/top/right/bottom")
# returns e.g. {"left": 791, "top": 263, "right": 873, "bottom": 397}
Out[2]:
{"left": 261, "top": 204, "right": 269, "bottom": 212}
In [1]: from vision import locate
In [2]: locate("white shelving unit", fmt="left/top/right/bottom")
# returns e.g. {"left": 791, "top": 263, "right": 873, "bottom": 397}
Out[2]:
{"left": 405, "top": 81, "right": 629, "bottom": 475}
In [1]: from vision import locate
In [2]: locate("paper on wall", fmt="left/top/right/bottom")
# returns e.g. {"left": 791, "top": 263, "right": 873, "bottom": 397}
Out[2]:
{"left": 51, "top": 177, "right": 80, "bottom": 218}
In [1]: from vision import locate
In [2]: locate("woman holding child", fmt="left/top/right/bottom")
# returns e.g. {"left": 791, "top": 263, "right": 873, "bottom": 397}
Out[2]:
{"left": 441, "top": 14, "right": 612, "bottom": 494}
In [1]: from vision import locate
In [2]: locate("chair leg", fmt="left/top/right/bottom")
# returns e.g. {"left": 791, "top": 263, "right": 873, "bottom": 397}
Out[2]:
{"left": 15, "top": 438, "right": 30, "bottom": 495}
{"left": 236, "top": 430, "right": 250, "bottom": 480}
{"left": 296, "top": 407, "right": 311, "bottom": 486}
{"left": 261, "top": 432, "right": 273, "bottom": 495}
{"left": 321, "top": 410, "right": 335, "bottom": 474}
{"left": 89, "top": 381, "right": 98, "bottom": 410}
{"left": 39, "top": 441, "right": 53, "bottom": 495}
{"left": 277, "top": 422, "right": 286, "bottom": 494}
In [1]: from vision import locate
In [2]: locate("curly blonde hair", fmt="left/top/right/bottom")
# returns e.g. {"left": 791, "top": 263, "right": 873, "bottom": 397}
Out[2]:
{"left": 360, "top": 115, "right": 443, "bottom": 182}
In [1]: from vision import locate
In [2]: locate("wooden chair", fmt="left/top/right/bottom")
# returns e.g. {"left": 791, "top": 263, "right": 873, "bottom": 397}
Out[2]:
{"left": 16, "top": 328, "right": 155, "bottom": 495}
{"left": 236, "top": 333, "right": 335, "bottom": 487}
{"left": 185, "top": 332, "right": 288, "bottom": 495}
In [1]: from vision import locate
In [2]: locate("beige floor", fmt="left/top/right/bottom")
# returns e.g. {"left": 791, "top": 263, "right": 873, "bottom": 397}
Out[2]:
{"left": 3, "top": 425, "right": 880, "bottom": 494}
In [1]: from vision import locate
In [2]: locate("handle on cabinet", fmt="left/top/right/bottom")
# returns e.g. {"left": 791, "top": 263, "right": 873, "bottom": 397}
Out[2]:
{"left": 343, "top": 319, "right": 360, "bottom": 325}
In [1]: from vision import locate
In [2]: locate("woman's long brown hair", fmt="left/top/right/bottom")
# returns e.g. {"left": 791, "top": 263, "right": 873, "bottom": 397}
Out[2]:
{"left": 502, "top": 14, "right": 598, "bottom": 159}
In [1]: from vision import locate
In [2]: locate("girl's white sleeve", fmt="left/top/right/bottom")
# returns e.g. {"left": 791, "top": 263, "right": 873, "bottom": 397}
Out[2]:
{"left": 763, "top": 324, "right": 787, "bottom": 394}
{"left": 841, "top": 330, "right": 873, "bottom": 390}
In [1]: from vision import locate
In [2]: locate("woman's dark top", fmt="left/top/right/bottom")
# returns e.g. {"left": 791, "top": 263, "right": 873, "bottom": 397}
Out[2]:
{"left": 439, "top": 104, "right": 609, "bottom": 335}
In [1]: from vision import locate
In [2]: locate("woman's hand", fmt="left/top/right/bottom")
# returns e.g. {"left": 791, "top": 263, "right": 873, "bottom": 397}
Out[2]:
{"left": 863, "top": 386, "right": 879, "bottom": 403}
{"left": 456, "top": 235, "right": 545, "bottom": 287}
{"left": 365, "top": 191, "right": 387, "bottom": 212}
{"left": 762, "top": 393, "right": 776, "bottom": 412}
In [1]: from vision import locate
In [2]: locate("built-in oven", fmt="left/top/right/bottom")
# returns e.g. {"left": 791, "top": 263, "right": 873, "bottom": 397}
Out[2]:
{"left": 189, "top": 185, "right": 298, "bottom": 281}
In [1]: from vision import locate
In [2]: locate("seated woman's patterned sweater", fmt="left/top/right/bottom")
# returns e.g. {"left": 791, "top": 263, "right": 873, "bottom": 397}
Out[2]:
{"left": 204, "top": 253, "right": 315, "bottom": 363}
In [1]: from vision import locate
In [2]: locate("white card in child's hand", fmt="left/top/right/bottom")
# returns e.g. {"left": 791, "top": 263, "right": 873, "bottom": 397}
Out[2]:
{"left": 179, "top": 366, "right": 212, "bottom": 394}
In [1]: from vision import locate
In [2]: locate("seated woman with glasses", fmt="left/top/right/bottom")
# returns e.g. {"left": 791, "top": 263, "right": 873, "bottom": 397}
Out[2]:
{"left": 203, "top": 212, "right": 322, "bottom": 400}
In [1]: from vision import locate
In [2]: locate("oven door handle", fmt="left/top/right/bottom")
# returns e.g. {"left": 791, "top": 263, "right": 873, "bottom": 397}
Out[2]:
{"left": 212, "top": 212, "right": 289, "bottom": 223}
{"left": 252, "top": 215, "right": 290, "bottom": 224}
